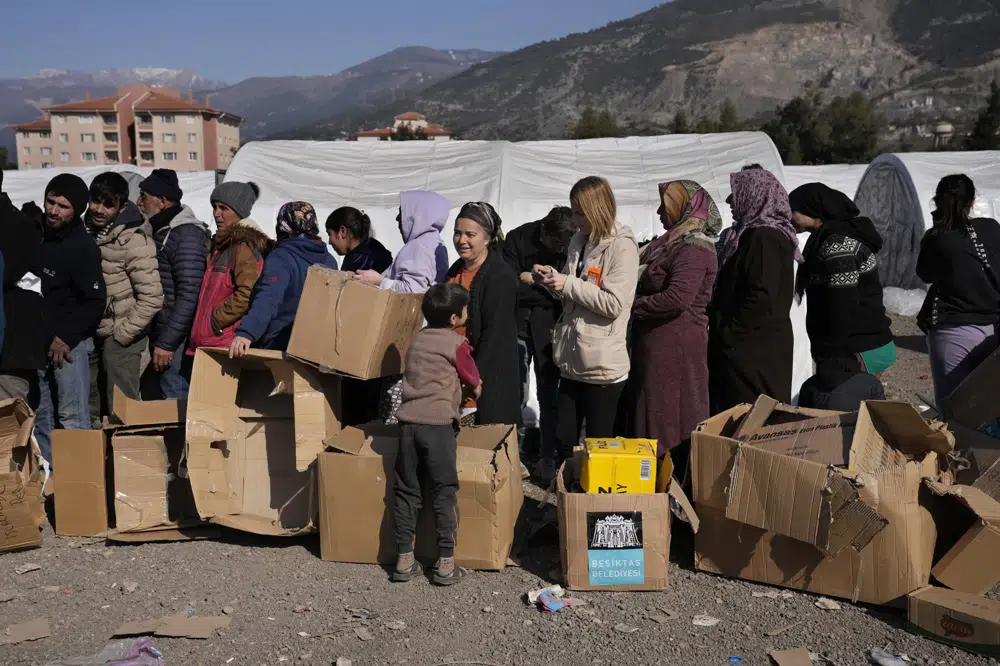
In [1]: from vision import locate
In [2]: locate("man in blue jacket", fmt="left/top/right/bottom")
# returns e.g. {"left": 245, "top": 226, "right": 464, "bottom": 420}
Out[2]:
{"left": 138, "top": 169, "right": 210, "bottom": 399}
{"left": 36, "top": 174, "right": 106, "bottom": 463}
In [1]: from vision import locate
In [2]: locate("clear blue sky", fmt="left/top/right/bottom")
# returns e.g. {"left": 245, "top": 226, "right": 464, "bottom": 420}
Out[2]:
{"left": 1, "top": 0, "right": 665, "bottom": 83}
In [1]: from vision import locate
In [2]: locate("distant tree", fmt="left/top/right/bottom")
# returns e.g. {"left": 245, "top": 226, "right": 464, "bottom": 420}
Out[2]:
{"left": 966, "top": 79, "right": 1000, "bottom": 151}
{"left": 718, "top": 99, "right": 740, "bottom": 132}
{"left": 390, "top": 123, "right": 430, "bottom": 141}
{"left": 762, "top": 91, "right": 879, "bottom": 165}
{"left": 669, "top": 109, "right": 691, "bottom": 134}
{"left": 694, "top": 115, "right": 720, "bottom": 134}
{"left": 0, "top": 147, "right": 14, "bottom": 170}
{"left": 572, "top": 107, "right": 620, "bottom": 139}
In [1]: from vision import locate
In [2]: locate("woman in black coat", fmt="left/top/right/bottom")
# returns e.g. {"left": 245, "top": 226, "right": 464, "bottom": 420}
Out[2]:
{"left": 445, "top": 202, "right": 521, "bottom": 427}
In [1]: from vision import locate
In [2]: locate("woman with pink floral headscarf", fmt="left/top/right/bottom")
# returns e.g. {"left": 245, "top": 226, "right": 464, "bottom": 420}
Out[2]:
{"left": 709, "top": 166, "right": 800, "bottom": 412}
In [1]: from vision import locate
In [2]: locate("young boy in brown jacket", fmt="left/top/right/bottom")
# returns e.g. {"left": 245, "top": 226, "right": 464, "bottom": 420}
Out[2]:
{"left": 392, "top": 283, "right": 482, "bottom": 586}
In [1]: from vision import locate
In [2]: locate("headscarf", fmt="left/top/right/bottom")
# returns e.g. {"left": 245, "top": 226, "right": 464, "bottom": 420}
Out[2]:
{"left": 640, "top": 180, "right": 722, "bottom": 270}
{"left": 788, "top": 183, "right": 860, "bottom": 222}
{"left": 276, "top": 201, "right": 320, "bottom": 241}
{"left": 717, "top": 167, "right": 802, "bottom": 268}
{"left": 457, "top": 201, "right": 504, "bottom": 246}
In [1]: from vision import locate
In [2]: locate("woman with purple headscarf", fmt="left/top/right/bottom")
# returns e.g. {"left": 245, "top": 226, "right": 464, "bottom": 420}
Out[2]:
{"left": 709, "top": 166, "right": 799, "bottom": 412}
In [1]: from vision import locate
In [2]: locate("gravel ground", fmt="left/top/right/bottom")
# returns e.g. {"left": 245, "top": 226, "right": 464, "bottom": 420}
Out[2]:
{"left": 1, "top": 316, "right": 992, "bottom": 666}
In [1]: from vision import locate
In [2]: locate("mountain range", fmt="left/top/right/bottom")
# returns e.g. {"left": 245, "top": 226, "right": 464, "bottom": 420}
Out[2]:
{"left": 288, "top": 0, "right": 1000, "bottom": 141}
{"left": 0, "top": 48, "right": 501, "bottom": 154}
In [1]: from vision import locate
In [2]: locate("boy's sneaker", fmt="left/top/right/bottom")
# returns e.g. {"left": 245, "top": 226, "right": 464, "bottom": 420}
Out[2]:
{"left": 391, "top": 553, "right": 423, "bottom": 583}
{"left": 433, "top": 558, "right": 469, "bottom": 586}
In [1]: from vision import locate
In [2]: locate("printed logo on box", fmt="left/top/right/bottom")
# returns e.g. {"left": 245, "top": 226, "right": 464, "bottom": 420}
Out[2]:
{"left": 586, "top": 512, "right": 644, "bottom": 586}
{"left": 941, "top": 615, "right": 975, "bottom": 639}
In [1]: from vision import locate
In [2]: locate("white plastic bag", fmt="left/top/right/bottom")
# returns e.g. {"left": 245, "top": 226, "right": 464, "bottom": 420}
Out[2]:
{"left": 882, "top": 287, "right": 927, "bottom": 317}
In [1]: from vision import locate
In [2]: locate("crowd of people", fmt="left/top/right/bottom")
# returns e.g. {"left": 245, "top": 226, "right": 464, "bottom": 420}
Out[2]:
{"left": 0, "top": 164, "right": 998, "bottom": 548}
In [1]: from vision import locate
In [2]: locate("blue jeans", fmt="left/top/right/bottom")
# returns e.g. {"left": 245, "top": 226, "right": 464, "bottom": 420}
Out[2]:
{"left": 142, "top": 339, "right": 191, "bottom": 400}
{"left": 35, "top": 338, "right": 93, "bottom": 463}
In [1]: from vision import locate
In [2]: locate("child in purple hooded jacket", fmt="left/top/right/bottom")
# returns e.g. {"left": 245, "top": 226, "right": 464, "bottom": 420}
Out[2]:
{"left": 353, "top": 191, "right": 451, "bottom": 424}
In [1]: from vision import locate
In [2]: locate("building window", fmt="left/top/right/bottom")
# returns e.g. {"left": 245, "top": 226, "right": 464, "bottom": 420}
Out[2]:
{"left": 101, "top": 114, "right": 116, "bottom": 125}
{"left": 137, "top": 114, "right": 152, "bottom": 125}
{"left": 39, "top": 131, "right": 51, "bottom": 139}
{"left": 186, "top": 115, "right": 196, "bottom": 124}
{"left": 140, "top": 151, "right": 154, "bottom": 162}
{"left": 188, "top": 152, "right": 198, "bottom": 161}
{"left": 22, "top": 163, "right": 31, "bottom": 169}
{"left": 60, "top": 152, "right": 70, "bottom": 162}
{"left": 163, "top": 152, "right": 177, "bottom": 161}
{"left": 188, "top": 133, "right": 197, "bottom": 144}
{"left": 53, "top": 116, "right": 65, "bottom": 124}
{"left": 40, "top": 147, "right": 51, "bottom": 156}
{"left": 105, "top": 151, "right": 119, "bottom": 162}
{"left": 79, "top": 115, "right": 95, "bottom": 124}
{"left": 139, "top": 132, "right": 153, "bottom": 144}
{"left": 104, "top": 133, "right": 118, "bottom": 144}
{"left": 41, "top": 162, "right": 52, "bottom": 168}
{"left": 162, "top": 133, "right": 176, "bottom": 143}
{"left": 160, "top": 115, "right": 175, "bottom": 124}
{"left": 82, "top": 152, "right": 97, "bottom": 162}
{"left": 22, "top": 147, "right": 30, "bottom": 155}
{"left": 58, "top": 133, "right": 68, "bottom": 143}
{"left": 81, "top": 133, "right": 95, "bottom": 143}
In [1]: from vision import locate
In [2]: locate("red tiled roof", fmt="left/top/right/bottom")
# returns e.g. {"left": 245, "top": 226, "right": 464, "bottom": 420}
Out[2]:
{"left": 132, "top": 92, "right": 243, "bottom": 121}
{"left": 12, "top": 119, "right": 52, "bottom": 131}
{"left": 424, "top": 124, "right": 451, "bottom": 136}
{"left": 44, "top": 96, "right": 121, "bottom": 112}
{"left": 394, "top": 112, "right": 426, "bottom": 121}
{"left": 357, "top": 128, "right": 393, "bottom": 136}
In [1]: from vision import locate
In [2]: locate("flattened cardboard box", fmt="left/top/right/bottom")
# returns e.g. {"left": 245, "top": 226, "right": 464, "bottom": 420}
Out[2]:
{"left": 557, "top": 451, "right": 698, "bottom": 592}
{"left": 287, "top": 266, "right": 424, "bottom": 380}
{"left": 187, "top": 348, "right": 342, "bottom": 536}
{"left": 909, "top": 586, "right": 1000, "bottom": 658}
{"left": 0, "top": 399, "right": 44, "bottom": 553}
{"left": 318, "top": 424, "right": 522, "bottom": 570}
{"left": 692, "top": 400, "right": 948, "bottom": 605}
{"left": 926, "top": 481, "right": 1000, "bottom": 596}
{"left": 52, "top": 429, "right": 109, "bottom": 537}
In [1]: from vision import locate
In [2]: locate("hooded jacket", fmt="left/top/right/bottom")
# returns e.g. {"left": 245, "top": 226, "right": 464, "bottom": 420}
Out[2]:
{"left": 799, "top": 217, "right": 893, "bottom": 359}
{"left": 552, "top": 223, "right": 640, "bottom": 384}
{"left": 380, "top": 191, "right": 450, "bottom": 294}
{"left": 237, "top": 235, "right": 339, "bottom": 350}
{"left": 150, "top": 204, "right": 211, "bottom": 352}
{"left": 342, "top": 237, "right": 393, "bottom": 274}
{"left": 39, "top": 216, "right": 106, "bottom": 349}
{"left": 188, "top": 218, "right": 270, "bottom": 353}
{"left": 0, "top": 193, "right": 45, "bottom": 371}
{"left": 91, "top": 202, "right": 164, "bottom": 346}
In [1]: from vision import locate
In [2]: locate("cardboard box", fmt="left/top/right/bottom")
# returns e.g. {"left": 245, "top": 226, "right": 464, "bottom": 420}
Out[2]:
{"left": 580, "top": 438, "right": 657, "bottom": 495}
{"left": 946, "top": 346, "right": 1000, "bottom": 428}
{"left": 926, "top": 481, "right": 1000, "bottom": 596}
{"left": 949, "top": 422, "right": 1000, "bottom": 502}
{"left": 557, "top": 452, "right": 697, "bottom": 591}
{"left": 318, "top": 423, "right": 522, "bottom": 570}
{"left": 52, "top": 430, "right": 109, "bottom": 537}
{"left": 908, "top": 586, "right": 1000, "bottom": 658}
{"left": 0, "top": 399, "right": 44, "bottom": 553}
{"left": 287, "top": 266, "right": 424, "bottom": 380}
{"left": 692, "top": 400, "right": 950, "bottom": 605}
{"left": 186, "top": 348, "right": 343, "bottom": 536}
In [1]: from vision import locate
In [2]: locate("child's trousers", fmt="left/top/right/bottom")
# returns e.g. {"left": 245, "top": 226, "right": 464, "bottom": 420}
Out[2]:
{"left": 394, "top": 422, "right": 460, "bottom": 558}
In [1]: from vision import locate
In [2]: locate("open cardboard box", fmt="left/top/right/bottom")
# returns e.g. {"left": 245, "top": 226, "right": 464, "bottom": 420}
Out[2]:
{"left": 557, "top": 450, "right": 698, "bottom": 592}
{"left": 186, "top": 348, "right": 342, "bottom": 536}
{"left": 317, "top": 423, "right": 522, "bottom": 570}
{"left": 286, "top": 266, "right": 424, "bottom": 380}
{"left": 909, "top": 586, "right": 1000, "bottom": 658}
{"left": 53, "top": 387, "right": 216, "bottom": 541}
{"left": 0, "top": 399, "right": 44, "bottom": 553}
{"left": 692, "top": 399, "right": 952, "bottom": 605}
{"left": 926, "top": 481, "right": 1000, "bottom": 596}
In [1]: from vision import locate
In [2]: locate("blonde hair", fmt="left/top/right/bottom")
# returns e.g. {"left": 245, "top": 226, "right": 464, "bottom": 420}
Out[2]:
{"left": 570, "top": 176, "right": 617, "bottom": 243}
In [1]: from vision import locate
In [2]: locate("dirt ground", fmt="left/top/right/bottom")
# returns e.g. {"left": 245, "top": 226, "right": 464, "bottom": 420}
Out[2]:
{"left": 0, "top": 317, "right": 993, "bottom": 666}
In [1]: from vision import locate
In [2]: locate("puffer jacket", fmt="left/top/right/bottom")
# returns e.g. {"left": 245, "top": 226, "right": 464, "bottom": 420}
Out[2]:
{"left": 552, "top": 223, "right": 639, "bottom": 384}
{"left": 150, "top": 205, "right": 211, "bottom": 353}
{"left": 188, "top": 219, "right": 270, "bottom": 353}
{"left": 92, "top": 202, "right": 164, "bottom": 346}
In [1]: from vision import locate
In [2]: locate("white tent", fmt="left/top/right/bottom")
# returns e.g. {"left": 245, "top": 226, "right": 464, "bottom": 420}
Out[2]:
{"left": 225, "top": 133, "right": 813, "bottom": 400}
{"left": 854, "top": 151, "right": 1000, "bottom": 289}
{"left": 784, "top": 164, "right": 868, "bottom": 199}
{"left": 1, "top": 166, "right": 218, "bottom": 224}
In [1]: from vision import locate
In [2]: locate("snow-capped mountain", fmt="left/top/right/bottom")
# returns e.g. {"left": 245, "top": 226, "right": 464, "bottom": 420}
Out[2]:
{"left": 19, "top": 67, "right": 227, "bottom": 90}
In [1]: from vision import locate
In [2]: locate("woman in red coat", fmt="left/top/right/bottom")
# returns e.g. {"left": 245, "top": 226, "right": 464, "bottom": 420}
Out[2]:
{"left": 625, "top": 181, "right": 720, "bottom": 469}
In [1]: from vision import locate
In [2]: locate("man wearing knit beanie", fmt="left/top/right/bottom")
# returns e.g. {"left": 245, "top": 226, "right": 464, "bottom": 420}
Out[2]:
{"left": 210, "top": 181, "right": 260, "bottom": 221}
{"left": 35, "top": 174, "right": 106, "bottom": 464}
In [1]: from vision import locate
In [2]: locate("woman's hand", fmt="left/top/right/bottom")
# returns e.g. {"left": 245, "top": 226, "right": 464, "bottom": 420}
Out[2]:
{"left": 542, "top": 269, "right": 568, "bottom": 292}
{"left": 353, "top": 270, "right": 383, "bottom": 287}
{"left": 519, "top": 271, "right": 534, "bottom": 286}
{"left": 229, "top": 336, "right": 252, "bottom": 359}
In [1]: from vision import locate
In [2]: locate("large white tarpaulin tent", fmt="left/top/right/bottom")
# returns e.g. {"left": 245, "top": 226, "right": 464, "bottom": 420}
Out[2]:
{"left": 784, "top": 164, "right": 868, "bottom": 199}
{"left": 1, "top": 166, "right": 218, "bottom": 224}
{"left": 225, "top": 133, "right": 813, "bottom": 398}
{"left": 854, "top": 151, "right": 1000, "bottom": 289}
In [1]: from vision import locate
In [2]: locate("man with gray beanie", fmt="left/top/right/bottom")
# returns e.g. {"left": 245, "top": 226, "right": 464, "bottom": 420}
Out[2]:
{"left": 138, "top": 168, "right": 210, "bottom": 399}
{"left": 35, "top": 174, "right": 106, "bottom": 463}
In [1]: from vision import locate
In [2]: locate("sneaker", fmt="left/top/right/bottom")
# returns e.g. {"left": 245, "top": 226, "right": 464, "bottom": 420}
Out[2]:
{"left": 433, "top": 565, "right": 469, "bottom": 586}
{"left": 390, "top": 560, "right": 423, "bottom": 583}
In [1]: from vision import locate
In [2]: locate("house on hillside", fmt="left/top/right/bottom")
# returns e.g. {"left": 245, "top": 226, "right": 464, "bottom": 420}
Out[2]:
{"left": 357, "top": 112, "right": 453, "bottom": 142}
{"left": 11, "top": 86, "right": 242, "bottom": 171}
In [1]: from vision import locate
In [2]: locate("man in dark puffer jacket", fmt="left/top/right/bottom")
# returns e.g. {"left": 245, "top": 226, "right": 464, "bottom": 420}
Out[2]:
{"left": 138, "top": 169, "right": 210, "bottom": 399}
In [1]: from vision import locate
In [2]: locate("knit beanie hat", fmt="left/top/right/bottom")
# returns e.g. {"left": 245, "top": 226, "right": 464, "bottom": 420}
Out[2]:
{"left": 45, "top": 173, "right": 90, "bottom": 218}
{"left": 139, "top": 168, "right": 183, "bottom": 202}
{"left": 210, "top": 181, "right": 260, "bottom": 220}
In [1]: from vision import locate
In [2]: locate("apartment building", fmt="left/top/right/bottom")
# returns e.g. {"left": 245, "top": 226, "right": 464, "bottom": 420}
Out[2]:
{"left": 12, "top": 85, "right": 242, "bottom": 171}
{"left": 357, "top": 112, "right": 453, "bottom": 142}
